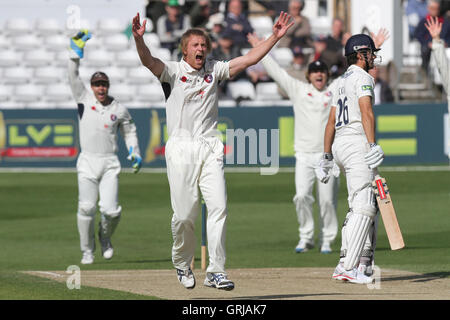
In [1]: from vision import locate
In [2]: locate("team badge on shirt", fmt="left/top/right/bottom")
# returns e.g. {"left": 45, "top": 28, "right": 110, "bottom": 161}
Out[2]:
{"left": 180, "top": 76, "right": 192, "bottom": 83}
{"left": 110, "top": 114, "right": 117, "bottom": 121}
{"left": 204, "top": 74, "right": 213, "bottom": 83}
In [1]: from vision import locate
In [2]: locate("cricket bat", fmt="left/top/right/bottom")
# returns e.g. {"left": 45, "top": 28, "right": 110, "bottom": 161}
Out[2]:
{"left": 372, "top": 171, "right": 405, "bottom": 250}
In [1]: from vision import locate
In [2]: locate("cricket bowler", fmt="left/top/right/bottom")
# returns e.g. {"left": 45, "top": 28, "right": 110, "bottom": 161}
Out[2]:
{"left": 132, "top": 12, "right": 293, "bottom": 290}
{"left": 68, "top": 30, "right": 142, "bottom": 265}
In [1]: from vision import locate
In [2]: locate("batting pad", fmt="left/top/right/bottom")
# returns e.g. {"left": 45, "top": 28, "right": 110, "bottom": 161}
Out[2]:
{"left": 343, "top": 213, "right": 372, "bottom": 270}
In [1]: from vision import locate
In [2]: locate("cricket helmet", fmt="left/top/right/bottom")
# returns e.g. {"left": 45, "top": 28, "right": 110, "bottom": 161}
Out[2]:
{"left": 344, "top": 34, "right": 379, "bottom": 56}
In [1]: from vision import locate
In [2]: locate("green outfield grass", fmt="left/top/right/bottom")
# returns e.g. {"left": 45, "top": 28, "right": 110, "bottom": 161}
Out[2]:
{"left": 0, "top": 169, "right": 449, "bottom": 299}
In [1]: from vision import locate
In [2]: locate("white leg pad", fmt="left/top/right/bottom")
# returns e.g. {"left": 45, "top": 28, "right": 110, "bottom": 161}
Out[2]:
{"left": 99, "top": 206, "right": 122, "bottom": 239}
{"left": 343, "top": 213, "right": 372, "bottom": 270}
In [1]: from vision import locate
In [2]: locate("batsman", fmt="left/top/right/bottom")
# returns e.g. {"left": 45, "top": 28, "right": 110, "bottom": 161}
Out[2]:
{"left": 317, "top": 33, "right": 387, "bottom": 284}
{"left": 68, "top": 30, "right": 142, "bottom": 264}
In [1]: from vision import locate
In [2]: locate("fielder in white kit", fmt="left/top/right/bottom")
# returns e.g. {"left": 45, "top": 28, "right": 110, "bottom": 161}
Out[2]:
{"left": 426, "top": 16, "right": 450, "bottom": 162}
{"left": 317, "top": 33, "right": 385, "bottom": 284}
{"left": 132, "top": 12, "right": 293, "bottom": 290}
{"left": 68, "top": 30, "right": 142, "bottom": 265}
{"left": 248, "top": 33, "right": 339, "bottom": 254}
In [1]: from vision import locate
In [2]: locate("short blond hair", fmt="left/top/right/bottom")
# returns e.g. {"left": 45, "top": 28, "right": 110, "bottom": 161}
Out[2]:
{"left": 180, "top": 28, "right": 212, "bottom": 55}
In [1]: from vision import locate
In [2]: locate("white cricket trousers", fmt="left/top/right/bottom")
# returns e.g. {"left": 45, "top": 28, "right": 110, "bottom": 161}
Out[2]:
{"left": 293, "top": 151, "right": 338, "bottom": 245}
{"left": 165, "top": 136, "right": 228, "bottom": 273}
{"left": 76, "top": 152, "right": 121, "bottom": 253}
{"left": 332, "top": 134, "right": 378, "bottom": 268}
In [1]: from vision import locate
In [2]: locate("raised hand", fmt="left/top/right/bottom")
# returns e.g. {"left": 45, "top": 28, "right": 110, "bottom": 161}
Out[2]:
{"left": 70, "top": 29, "right": 91, "bottom": 59}
{"left": 132, "top": 12, "right": 147, "bottom": 38}
{"left": 425, "top": 16, "right": 442, "bottom": 40}
{"left": 370, "top": 28, "right": 390, "bottom": 49}
{"left": 247, "top": 32, "right": 264, "bottom": 48}
{"left": 272, "top": 11, "right": 294, "bottom": 40}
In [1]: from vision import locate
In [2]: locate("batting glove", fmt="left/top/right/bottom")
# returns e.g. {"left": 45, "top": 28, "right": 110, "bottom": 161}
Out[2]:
{"left": 70, "top": 29, "right": 91, "bottom": 58}
{"left": 315, "top": 153, "right": 335, "bottom": 184}
{"left": 127, "top": 146, "right": 142, "bottom": 174}
{"left": 365, "top": 143, "right": 384, "bottom": 169}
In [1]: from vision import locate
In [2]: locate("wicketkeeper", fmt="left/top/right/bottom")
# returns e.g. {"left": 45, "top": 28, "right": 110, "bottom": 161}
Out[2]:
{"left": 68, "top": 30, "right": 142, "bottom": 264}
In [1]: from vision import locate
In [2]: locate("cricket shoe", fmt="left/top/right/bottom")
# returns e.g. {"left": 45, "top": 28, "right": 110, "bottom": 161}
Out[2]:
{"left": 295, "top": 240, "right": 314, "bottom": 253}
{"left": 332, "top": 264, "right": 374, "bottom": 284}
{"left": 320, "top": 242, "right": 332, "bottom": 254}
{"left": 204, "top": 273, "right": 235, "bottom": 291}
{"left": 176, "top": 268, "right": 195, "bottom": 289}
{"left": 98, "top": 231, "right": 114, "bottom": 260}
{"left": 81, "top": 250, "right": 94, "bottom": 265}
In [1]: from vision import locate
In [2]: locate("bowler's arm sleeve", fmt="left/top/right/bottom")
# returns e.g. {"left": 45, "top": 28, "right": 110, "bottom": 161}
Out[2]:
{"left": 431, "top": 39, "right": 450, "bottom": 92}
{"left": 68, "top": 53, "right": 87, "bottom": 103}
{"left": 261, "top": 55, "right": 299, "bottom": 98}
{"left": 214, "top": 60, "right": 230, "bottom": 81}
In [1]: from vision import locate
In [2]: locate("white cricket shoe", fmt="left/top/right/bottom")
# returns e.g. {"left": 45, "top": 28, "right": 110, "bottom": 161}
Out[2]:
{"left": 176, "top": 268, "right": 195, "bottom": 289}
{"left": 332, "top": 264, "right": 374, "bottom": 284}
{"left": 81, "top": 251, "right": 94, "bottom": 265}
{"left": 99, "top": 232, "right": 114, "bottom": 260}
{"left": 295, "top": 240, "right": 314, "bottom": 253}
{"left": 320, "top": 242, "right": 332, "bottom": 254}
{"left": 204, "top": 272, "right": 235, "bottom": 291}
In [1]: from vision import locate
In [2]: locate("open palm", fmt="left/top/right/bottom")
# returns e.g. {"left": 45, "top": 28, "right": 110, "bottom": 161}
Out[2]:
{"left": 272, "top": 12, "right": 294, "bottom": 40}
{"left": 132, "top": 12, "right": 146, "bottom": 38}
{"left": 425, "top": 16, "right": 442, "bottom": 40}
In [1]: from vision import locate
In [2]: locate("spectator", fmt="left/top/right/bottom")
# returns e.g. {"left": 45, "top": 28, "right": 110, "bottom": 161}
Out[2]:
{"left": 406, "top": 0, "right": 428, "bottom": 40}
{"left": 414, "top": 0, "right": 450, "bottom": 74}
{"left": 146, "top": 0, "right": 168, "bottom": 34}
{"left": 223, "top": 0, "right": 254, "bottom": 49}
{"left": 311, "top": 34, "right": 346, "bottom": 80}
{"left": 189, "top": 0, "right": 212, "bottom": 29}
{"left": 156, "top": 0, "right": 191, "bottom": 53}
{"left": 254, "top": 0, "right": 289, "bottom": 21}
{"left": 277, "top": 0, "right": 312, "bottom": 49}
{"left": 369, "top": 67, "right": 394, "bottom": 105}
{"left": 326, "top": 18, "right": 345, "bottom": 53}
{"left": 210, "top": 30, "right": 241, "bottom": 62}
{"left": 206, "top": 12, "right": 225, "bottom": 50}
{"left": 210, "top": 30, "right": 244, "bottom": 97}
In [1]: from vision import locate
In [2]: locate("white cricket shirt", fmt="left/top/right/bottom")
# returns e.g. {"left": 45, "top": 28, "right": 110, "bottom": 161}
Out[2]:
{"left": 261, "top": 55, "right": 336, "bottom": 153}
{"left": 332, "top": 64, "right": 375, "bottom": 138}
{"left": 68, "top": 57, "right": 140, "bottom": 156}
{"left": 159, "top": 58, "right": 230, "bottom": 138}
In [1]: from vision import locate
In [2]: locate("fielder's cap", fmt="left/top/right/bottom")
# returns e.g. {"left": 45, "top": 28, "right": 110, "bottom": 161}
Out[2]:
{"left": 90, "top": 71, "right": 109, "bottom": 85}
{"left": 344, "top": 33, "right": 379, "bottom": 56}
{"left": 307, "top": 60, "right": 328, "bottom": 74}
{"left": 168, "top": 0, "right": 180, "bottom": 6}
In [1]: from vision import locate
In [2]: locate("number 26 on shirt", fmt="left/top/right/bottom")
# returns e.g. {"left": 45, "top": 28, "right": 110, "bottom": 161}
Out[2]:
{"left": 335, "top": 97, "right": 349, "bottom": 128}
